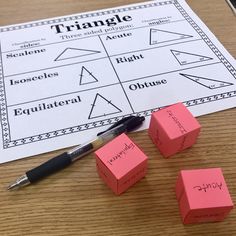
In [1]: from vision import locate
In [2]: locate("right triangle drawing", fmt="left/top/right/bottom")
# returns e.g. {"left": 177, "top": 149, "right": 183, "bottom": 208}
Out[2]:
{"left": 88, "top": 93, "right": 122, "bottom": 119}
{"left": 180, "top": 73, "right": 234, "bottom": 89}
{"left": 55, "top": 47, "right": 100, "bottom": 61}
{"left": 171, "top": 50, "right": 213, "bottom": 65}
{"left": 150, "top": 29, "right": 193, "bottom": 45}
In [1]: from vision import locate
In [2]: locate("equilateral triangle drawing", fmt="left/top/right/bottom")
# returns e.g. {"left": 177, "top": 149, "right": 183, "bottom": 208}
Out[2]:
{"left": 55, "top": 47, "right": 100, "bottom": 61}
{"left": 180, "top": 73, "right": 234, "bottom": 89}
{"left": 79, "top": 66, "right": 98, "bottom": 85}
{"left": 88, "top": 93, "right": 122, "bottom": 119}
{"left": 171, "top": 50, "right": 213, "bottom": 65}
{"left": 150, "top": 29, "right": 193, "bottom": 45}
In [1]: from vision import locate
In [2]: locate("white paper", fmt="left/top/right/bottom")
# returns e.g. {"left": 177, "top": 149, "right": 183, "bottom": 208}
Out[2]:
{"left": 0, "top": 0, "right": 236, "bottom": 163}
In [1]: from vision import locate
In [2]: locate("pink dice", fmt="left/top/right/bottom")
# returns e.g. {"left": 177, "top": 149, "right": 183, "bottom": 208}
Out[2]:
{"left": 95, "top": 133, "right": 148, "bottom": 195}
{"left": 175, "top": 168, "right": 234, "bottom": 224}
{"left": 148, "top": 103, "right": 201, "bottom": 157}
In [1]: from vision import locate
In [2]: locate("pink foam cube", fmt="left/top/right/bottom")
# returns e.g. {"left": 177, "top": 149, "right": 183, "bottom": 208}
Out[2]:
{"left": 95, "top": 133, "right": 148, "bottom": 195}
{"left": 148, "top": 103, "right": 201, "bottom": 157}
{"left": 175, "top": 168, "right": 234, "bottom": 224}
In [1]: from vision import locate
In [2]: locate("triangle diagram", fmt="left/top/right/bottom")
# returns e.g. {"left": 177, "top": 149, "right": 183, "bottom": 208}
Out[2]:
{"left": 171, "top": 50, "right": 213, "bottom": 65}
{"left": 150, "top": 29, "right": 193, "bottom": 45}
{"left": 180, "top": 73, "right": 234, "bottom": 89}
{"left": 79, "top": 66, "right": 98, "bottom": 85}
{"left": 55, "top": 47, "right": 100, "bottom": 61}
{"left": 88, "top": 93, "right": 122, "bottom": 119}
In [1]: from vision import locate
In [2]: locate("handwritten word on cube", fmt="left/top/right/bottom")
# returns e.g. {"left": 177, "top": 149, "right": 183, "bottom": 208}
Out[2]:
{"left": 95, "top": 133, "right": 148, "bottom": 195}
{"left": 148, "top": 102, "right": 201, "bottom": 157}
{"left": 175, "top": 168, "right": 234, "bottom": 224}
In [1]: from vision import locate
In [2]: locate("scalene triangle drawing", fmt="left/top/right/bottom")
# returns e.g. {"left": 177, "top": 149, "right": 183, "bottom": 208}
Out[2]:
{"left": 88, "top": 93, "right": 122, "bottom": 119}
{"left": 149, "top": 28, "right": 193, "bottom": 45}
{"left": 180, "top": 73, "right": 234, "bottom": 89}
{"left": 79, "top": 66, "right": 98, "bottom": 85}
{"left": 55, "top": 47, "right": 100, "bottom": 61}
{"left": 171, "top": 49, "right": 213, "bottom": 65}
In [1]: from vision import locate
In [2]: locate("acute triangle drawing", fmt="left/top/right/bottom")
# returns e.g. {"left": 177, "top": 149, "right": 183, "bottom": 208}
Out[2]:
{"left": 149, "top": 29, "right": 193, "bottom": 45}
{"left": 55, "top": 47, "right": 100, "bottom": 61}
{"left": 171, "top": 50, "right": 213, "bottom": 65}
{"left": 180, "top": 73, "right": 234, "bottom": 89}
{"left": 88, "top": 93, "right": 122, "bottom": 119}
{"left": 79, "top": 66, "right": 98, "bottom": 85}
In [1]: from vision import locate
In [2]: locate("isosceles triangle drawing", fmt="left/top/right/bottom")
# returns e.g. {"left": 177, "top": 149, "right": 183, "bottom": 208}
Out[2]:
{"left": 150, "top": 29, "right": 193, "bottom": 45}
{"left": 88, "top": 93, "right": 122, "bottom": 119}
{"left": 55, "top": 47, "right": 100, "bottom": 61}
{"left": 79, "top": 66, "right": 98, "bottom": 85}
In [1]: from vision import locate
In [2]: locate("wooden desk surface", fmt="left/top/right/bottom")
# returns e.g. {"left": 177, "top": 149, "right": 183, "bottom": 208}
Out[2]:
{"left": 0, "top": 0, "right": 235, "bottom": 235}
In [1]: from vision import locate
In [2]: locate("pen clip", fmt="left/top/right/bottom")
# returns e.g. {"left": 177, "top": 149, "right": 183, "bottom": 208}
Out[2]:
{"left": 97, "top": 116, "right": 136, "bottom": 136}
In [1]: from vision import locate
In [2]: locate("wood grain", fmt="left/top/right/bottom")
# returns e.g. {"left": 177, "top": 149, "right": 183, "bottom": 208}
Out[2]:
{"left": 0, "top": 0, "right": 236, "bottom": 235}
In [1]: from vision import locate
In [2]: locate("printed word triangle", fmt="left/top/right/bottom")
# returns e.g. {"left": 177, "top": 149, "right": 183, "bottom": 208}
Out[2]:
{"left": 150, "top": 29, "right": 192, "bottom": 45}
{"left": 79, "top": 66, "right": 98, "bottom": 85}
{"left": 88, "top": 93, "right": 122, "bottom": 119}
{"left": 55, "top": 47, "right": 100, "bottom": 61}
{"left": 171, "top": 50, "right": 213, "bottom": 65}
{"left": 180, "top": 73, "right": 234, "bottom": 89}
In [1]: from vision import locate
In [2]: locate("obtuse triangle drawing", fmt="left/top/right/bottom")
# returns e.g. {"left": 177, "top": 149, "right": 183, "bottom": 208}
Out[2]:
{"left": 171, "top": 49, "right": 213, "bottom": 65}
{"left": 54, "top": 47, "right": 101, "bottom": 61}
{"left": 180, "top": 73, "right": 234, "bottom": 89}
{"left": 149, "top": 28, "right": 193, "bottom": 45}
{"left": 79, "top": 66, "right": 98, "bottom": 85}
{"left": 88, "top": 93, "right": 122, "bottom": 119}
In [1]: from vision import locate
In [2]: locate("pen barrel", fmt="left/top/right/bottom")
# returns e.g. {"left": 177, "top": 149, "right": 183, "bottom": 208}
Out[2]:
{"left": 26, "top": 152, "right": 71, "bottom": 183}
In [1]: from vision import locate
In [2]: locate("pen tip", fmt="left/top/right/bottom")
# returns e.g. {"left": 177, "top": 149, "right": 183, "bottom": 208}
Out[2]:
{"left": 7, "top": 174, "right": 30, "bottom": 191}
{"left": 7, "top": 183, "right": 18, "bottom": 190}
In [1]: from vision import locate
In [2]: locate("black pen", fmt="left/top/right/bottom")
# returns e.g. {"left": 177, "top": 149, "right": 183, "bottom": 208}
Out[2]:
{"left": 8, "top": 116, "right": 145, "bottom": 190}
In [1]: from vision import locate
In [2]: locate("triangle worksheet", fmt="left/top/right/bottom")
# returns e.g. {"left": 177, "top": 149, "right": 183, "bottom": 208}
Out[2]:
{"left": 0, "top": 0, "right": 236, "bottom": 163}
